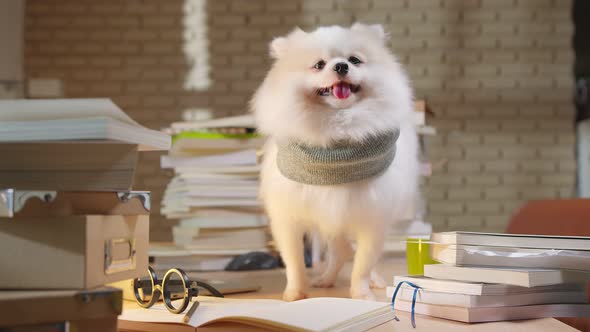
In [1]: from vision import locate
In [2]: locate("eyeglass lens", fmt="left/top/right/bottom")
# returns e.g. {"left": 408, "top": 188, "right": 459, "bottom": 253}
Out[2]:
{"left": 135, "top": 277, "right": 154, "bottom": 302}
{"left": 163, "top": 269, "right": 189, "bottom": 313}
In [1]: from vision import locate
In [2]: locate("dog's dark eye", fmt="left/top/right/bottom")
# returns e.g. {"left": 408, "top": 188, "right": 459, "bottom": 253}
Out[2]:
{"left": 348, "top": 56, "right": 362, "bottom": 65}
{"left": 313, "top": 60, "right": 326, "bottom": 70}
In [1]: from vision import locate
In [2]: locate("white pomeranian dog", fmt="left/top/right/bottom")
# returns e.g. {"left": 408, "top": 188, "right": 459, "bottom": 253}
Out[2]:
{"left": 252, "top": 23, "right": 420, "bottom": 301}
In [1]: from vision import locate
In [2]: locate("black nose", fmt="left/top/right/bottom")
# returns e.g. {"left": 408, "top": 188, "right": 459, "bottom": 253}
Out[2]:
{"left": 334, "top": 62, "right": 349, "bottom": 76}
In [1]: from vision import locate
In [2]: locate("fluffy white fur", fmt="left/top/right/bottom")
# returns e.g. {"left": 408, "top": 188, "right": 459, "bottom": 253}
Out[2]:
{"left": 252, "top": 24, "right": 420, "bottom": 301}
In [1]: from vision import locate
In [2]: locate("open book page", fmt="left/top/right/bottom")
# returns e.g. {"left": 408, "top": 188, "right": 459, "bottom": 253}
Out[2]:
{"left": 120, "top": 297, "right": 282, "bottom": 326}
{"left": 215, "top": 297, "right": 389, "bottom": 331}
{"left": 120, "top": 297, "right": 391, "bottom": 331}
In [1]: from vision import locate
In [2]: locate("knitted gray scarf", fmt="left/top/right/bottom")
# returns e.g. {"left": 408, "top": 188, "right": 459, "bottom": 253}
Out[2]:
{"left": 276, "top": 129, "right": 399, "bottom": 185}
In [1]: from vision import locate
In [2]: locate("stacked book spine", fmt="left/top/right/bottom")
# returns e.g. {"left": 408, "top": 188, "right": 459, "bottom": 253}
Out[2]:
{"left": 156, "top": 114, "right": 268, "bottom": 271}
{"left": 389, "top": 231, "right": 590, "bottom": 323}
{"left": 0, "top": 99, "right": 170, "bottom": 331}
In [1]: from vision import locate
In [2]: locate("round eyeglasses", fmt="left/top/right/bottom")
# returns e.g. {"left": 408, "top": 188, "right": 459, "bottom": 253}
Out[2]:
{"left": 133, "top": 266, "right": 224, "bottom": 314}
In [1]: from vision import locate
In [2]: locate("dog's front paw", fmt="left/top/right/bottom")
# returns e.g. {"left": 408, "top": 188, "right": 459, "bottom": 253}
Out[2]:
{"left": 311, "top": 275, "right": 336, "bottom": 288}
{"left": 369, "top": 272, "right": 387, "bottom": 289}
{"left": 283, "top": 288, "right": 308, "bottom": 301}
{"left": 351, "top": 286, "right": 377, "bottom": 301}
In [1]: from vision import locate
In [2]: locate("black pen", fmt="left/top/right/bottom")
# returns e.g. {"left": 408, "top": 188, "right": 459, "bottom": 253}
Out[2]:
{"left": 183, "top": 301, "right": 200, "bottom": 323}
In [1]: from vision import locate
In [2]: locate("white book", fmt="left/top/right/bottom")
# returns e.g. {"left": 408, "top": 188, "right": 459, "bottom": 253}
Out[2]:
{"left": 171, "top": 136, "right": 265, "bottom": 156}
{"left": 0, "top": 98, "right": 170, "bottom": 150}
{"left": 170, "top": 114, "right": 256, "bottom": 131}
{"left": 168, "top": 176, "right": 258, "bottom": 187}
{"left": 165, "top": 184, "right": 258, "bottom": 195}
{"left": 175, "top": 165, "right": 261, "bottom": 175}
{"left": 416, "top": 125, "right": 436, "bottom": 136}
{"left": 424, "top": 264, "right": 590, "bottom": 287}
{"left": 172, "top": 227, "right": 268, "bottom": 250}
{"left": 178, "top": 172, "right": 259, "bottom": 181}
{"left": 119, "top": 296, "right": 395, "bottom": 332}
{"left": 385, "top": 219, "right": 432, "bottom": 236}
{"left": 179, "top": 216, "right": 268, "bottom": 228}
{"left": 433, "top": 231, "right": 590, "bottom": 251}
{"left": 162, "top": 198, "right": 260, "bottom": 212}
{"left": 386, "top": 286, "right": 587, "bottom": 308}
{"left": 152, "top": 255, "right": 234, "bottom": 272}
{"left": 149, "top": 244, "right": 269, "bottom": 257}
{"left": 394, "top": 301, "right": 590, "bottom": 323}
{"left": 391, "top": 275, "right": 583, "bottom": 296}
{"left": 163, "top": 207, "right": 264, "bottom": 220}
{"left": 431, "top": 243, "right": 590, "bottom": 271}
{"left": 161, "top": 149, "right": 257, "bottom": 168}
{"left": 164, "top": 188, "right": 258, "bottom": 199}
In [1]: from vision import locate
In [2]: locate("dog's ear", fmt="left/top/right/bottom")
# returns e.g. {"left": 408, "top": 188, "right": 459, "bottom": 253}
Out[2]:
{"left": 351, "top": 23, "right": 387, "bottom": 43}
{"left": 270, "top": 37, "right": 288, "bottom": 59}
{"left": 270, "top": 27, "right": 306, "bottom": 59}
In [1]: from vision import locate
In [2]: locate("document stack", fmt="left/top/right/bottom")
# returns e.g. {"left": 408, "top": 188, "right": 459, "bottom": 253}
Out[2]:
{"left": 389, "top": 231, "right": 590, "bottom": 323}
{"left": 0, "top": 99, "right": 170, "bottom": 331}
{"left": 154, "top": 114, "right": 268, "bottom": 271}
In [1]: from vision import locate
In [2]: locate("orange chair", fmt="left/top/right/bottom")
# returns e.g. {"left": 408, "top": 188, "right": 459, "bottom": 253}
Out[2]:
{"left": 506, "top": 199, "right": 590, "bottom": 332}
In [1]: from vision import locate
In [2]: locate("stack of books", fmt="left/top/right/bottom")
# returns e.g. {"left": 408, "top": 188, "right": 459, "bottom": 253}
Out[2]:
{"left": 0, "top": 98, "right": 170, "bottom": 331}
{"left": 156, "top": 114, "right": 268, "bottom": 271}
{"left": 389, "top": 231, "right": 590, "bottom": 323}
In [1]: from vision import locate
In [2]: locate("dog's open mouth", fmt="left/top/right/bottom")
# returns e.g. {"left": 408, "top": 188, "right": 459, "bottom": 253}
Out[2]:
{"left": 316, "top": 82, "right": 361, "bottom": 99}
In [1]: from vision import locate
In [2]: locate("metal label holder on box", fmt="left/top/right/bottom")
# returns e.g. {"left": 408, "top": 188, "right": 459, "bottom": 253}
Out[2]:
{"left": 0, "top": 189, "right": 150, "bottom": 218}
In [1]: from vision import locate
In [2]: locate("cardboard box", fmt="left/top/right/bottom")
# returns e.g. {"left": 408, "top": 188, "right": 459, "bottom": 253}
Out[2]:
{"left": 0, "top": 287, "right": 121, "bottom": 330}
{"left": 0, "top": 215, "right": 149, "bottom": 289}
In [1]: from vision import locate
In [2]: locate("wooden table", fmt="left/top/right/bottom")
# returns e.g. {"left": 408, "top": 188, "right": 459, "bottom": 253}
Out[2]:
{"left": 121, "top": 256, "right": 577, "bottom": 331}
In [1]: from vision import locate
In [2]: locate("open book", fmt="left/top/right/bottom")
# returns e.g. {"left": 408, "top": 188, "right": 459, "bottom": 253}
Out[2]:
{"left": 118, "top": 296, "right": 394, "bottom": 332}
{"left": 0, "top": 98, "right": 170, "bottom": 150}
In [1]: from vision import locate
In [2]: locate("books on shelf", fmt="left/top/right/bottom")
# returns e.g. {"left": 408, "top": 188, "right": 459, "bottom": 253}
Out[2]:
{"left": 119, "top": 296, "right": 395, "bottom": 332}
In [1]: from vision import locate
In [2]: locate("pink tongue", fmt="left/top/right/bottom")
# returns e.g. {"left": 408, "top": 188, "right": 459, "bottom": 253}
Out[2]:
{"left": 333, "top": 82, "right": 351, "bottom": 99}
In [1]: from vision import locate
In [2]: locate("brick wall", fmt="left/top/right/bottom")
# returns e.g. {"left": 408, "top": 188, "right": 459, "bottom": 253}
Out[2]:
{"left": 24, "top": 0, "right": 575, "bottom": 240}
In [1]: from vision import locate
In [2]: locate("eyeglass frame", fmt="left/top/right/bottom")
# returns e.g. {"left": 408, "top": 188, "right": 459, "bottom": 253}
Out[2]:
{"left": 133, "top": 266, "right": 224, "bottom": 314}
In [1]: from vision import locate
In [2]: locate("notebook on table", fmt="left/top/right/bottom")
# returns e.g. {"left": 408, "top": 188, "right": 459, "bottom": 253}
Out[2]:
{"left": 119, "top": 296, "right": 394, "bottom": 332}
